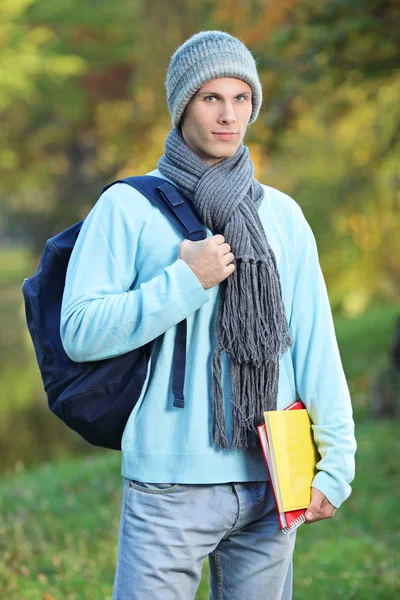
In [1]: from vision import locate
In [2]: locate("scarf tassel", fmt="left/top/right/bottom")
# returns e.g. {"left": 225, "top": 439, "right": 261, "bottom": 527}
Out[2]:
{"left": 212, "top": 349, "right": 229, "bottom": 449}
{"left": 230, "top": 358, "right": 279, "bottom": 449}
{"left": 220, "top": 259, "right": 292, "bottom": 365}
{"left": 212, "top": 258, "right": 291, "bottom": 449}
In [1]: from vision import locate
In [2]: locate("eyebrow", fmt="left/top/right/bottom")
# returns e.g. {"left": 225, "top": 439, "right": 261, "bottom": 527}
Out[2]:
{"left": 197, "top": 90, "right": 251, "bottom": 97}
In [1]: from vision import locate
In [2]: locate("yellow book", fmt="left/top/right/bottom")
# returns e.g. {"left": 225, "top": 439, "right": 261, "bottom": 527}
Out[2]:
{"left": 264, "top": 407, "right": 319, "bottom": 512}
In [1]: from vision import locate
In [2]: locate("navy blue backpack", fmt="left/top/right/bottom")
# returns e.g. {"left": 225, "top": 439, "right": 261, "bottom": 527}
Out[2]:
{"left": 22, "top": 176, "right": 206, "bottom": 450}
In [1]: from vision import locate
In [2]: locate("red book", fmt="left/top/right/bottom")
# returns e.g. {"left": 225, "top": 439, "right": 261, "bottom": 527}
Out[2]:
{"left": 257, "top": 399, "right": 307, "bottom": 534}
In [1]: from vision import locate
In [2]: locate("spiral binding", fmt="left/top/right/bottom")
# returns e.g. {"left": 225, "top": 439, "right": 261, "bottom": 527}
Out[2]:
{"left": 282, "top": 514, "right": 306, "bottom": 535}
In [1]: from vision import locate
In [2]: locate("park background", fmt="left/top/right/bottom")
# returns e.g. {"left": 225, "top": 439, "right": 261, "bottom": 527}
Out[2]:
{"left": 0, "top": 0, "right": 399, "bottom": 598}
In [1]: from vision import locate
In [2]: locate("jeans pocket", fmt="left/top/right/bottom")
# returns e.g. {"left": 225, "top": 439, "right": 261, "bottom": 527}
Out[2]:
{"left": 129, "top": 480, "right": 182, "bottom": 494}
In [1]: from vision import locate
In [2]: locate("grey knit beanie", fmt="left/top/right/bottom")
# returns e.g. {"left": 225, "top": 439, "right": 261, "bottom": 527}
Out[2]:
{"left": 166, "top": 31, "right": 263, "bottom": 127}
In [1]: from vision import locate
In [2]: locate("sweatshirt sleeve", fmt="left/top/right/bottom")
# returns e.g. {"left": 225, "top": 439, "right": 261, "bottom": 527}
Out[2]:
{"left": 289, "top": 210, "right": 357, "bottom": 509}
{"left": 60, "top": 188, "right": 210, "bottom": 362}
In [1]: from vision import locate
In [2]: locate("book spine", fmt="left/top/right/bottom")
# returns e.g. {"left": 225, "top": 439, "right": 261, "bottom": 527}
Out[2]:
{"left": 257, "top": 425, "right": 285, "bottom": 530}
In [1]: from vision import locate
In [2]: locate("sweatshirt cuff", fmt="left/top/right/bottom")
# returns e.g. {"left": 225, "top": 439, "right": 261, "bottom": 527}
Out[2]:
{"left": 169, "top": 258, "right": 210, "bottom": 318}
{"left": 311, "top": 470, "right": 352, "bottom": 510}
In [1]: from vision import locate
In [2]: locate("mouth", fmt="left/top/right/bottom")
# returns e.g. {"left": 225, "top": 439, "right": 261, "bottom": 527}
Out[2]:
{"left": 212, "top": 132, "right": 238, "bottom": 140}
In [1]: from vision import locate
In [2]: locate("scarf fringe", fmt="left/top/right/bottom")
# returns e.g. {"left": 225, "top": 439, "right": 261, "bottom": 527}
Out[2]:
{"left": 230, "top": 358, "right": 279, "bottom": 449}
{"left": 212, "top": 349, "right": 229, "bottom": 449}
{"left": 213, "top": 259, "right": 292, "bottom": 449}
{"left": 220, "top": 259, "right": 292, "bottom": 364}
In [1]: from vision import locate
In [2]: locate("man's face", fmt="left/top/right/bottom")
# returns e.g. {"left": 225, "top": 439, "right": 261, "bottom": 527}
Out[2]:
{"left": 180, "top": 77, "right": 253, "bottom": 167}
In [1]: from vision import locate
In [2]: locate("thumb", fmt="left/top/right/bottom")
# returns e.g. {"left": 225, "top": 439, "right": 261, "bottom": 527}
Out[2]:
{"left": 305, "top": 487, "right": 324, "bottom": 522}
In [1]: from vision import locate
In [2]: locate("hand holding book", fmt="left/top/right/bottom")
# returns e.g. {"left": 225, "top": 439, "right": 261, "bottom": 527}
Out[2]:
{"left": 257, "top": 399, "right": 336, "bottom": 534}
{"left": 304, "top": 487, "right": 336, "bottom": 524}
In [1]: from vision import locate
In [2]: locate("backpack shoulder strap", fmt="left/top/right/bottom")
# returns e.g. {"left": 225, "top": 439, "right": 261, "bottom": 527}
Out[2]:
{"left": 101, "top": 175, "right": 206, "bottom": 242}
{"left": 102, "top": 175, "right": 204, "bottom": 411}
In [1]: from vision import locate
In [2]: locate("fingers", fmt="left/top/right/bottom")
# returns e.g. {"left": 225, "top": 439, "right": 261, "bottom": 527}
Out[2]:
{"left": 213, "top": 234, "right": 225, "bottom": 245}
{"left": 214, "top": 238, "right": 233, "bottom": 261}
{"left": 226, "top": 262, "right": 235, "bottom": 275}
{"left": 304, "top": 488, "right": 337, "bottom": 525}
{"left": 193, "top": 236, "right": 231, "bottom": 255}
{"left": 305, "top": 487, "right": 324, "bottom": 523}
{"left": 305, "top": 502, "right": 336, "bottom": 524}
{"left": 305, "top": 504, "right": 321, "bottom": 523}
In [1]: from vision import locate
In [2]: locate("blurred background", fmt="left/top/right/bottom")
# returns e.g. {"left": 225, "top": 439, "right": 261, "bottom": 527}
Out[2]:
{"left": 0, "top": 0, "right": 399, "bottom": 598}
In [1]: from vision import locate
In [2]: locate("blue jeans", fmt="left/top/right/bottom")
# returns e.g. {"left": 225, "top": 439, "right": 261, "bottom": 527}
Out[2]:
{"left": 112, "top": 478, "right": 296, "bottom": 600}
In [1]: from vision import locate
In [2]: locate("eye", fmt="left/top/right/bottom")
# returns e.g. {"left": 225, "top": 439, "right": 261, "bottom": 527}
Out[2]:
{"left": 204, "top": 95, "right": 217, "bottom": 102}
{"left": 236, "top": 95, "right": 248, "bottom": 102}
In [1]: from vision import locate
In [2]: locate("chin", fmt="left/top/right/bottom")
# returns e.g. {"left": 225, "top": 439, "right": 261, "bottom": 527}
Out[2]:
{"left": 199, "top": 142, "right": 238, "bottom": 164}
{"left": 218, "top": 149, "right": 236, "bottom": 160}
{"left": 211, "top": 144, "right": 237, "bottom": 156}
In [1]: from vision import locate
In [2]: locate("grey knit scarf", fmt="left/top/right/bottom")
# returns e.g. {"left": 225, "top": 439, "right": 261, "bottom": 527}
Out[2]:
{"left": 158, "top": 126, "right": 293, "bottom": 449}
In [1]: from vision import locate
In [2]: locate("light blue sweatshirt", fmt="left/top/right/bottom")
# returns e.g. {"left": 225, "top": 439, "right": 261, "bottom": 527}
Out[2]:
{"left": 61, "top": 168, "right": 356, "bottom": 509}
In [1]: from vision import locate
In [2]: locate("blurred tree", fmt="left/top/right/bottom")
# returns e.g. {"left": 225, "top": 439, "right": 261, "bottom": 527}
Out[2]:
{"left": 0, "top": 0, "right": 212, "bottom": 252}
{"left": 213, "top": 0, "right": 399, "bottom": 135}
{"left": 213, "top": 0, "right": 400, "bottom": 310}
{"left": 0, "top": 0, "right": 399, "bottom": 309}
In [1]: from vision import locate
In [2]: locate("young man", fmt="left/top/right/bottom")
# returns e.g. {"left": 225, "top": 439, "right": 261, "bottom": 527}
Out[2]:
{"left": 61, "top": 31, "right": 356, "bottom": 600}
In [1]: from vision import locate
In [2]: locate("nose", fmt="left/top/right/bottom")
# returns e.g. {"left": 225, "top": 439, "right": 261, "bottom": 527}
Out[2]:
{"left": 218, "top": 101, "right": 237, "bottom": 125}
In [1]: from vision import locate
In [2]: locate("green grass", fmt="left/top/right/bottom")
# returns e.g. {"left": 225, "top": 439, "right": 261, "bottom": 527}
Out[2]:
{"left": 334, "top": 304, "right": 399, "bottom": 422}
{"left": 0, "top": 421, "right": 398, "bottom": 599}
{"left": 335, "top": 304, "right": 400, "bottom": 382}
